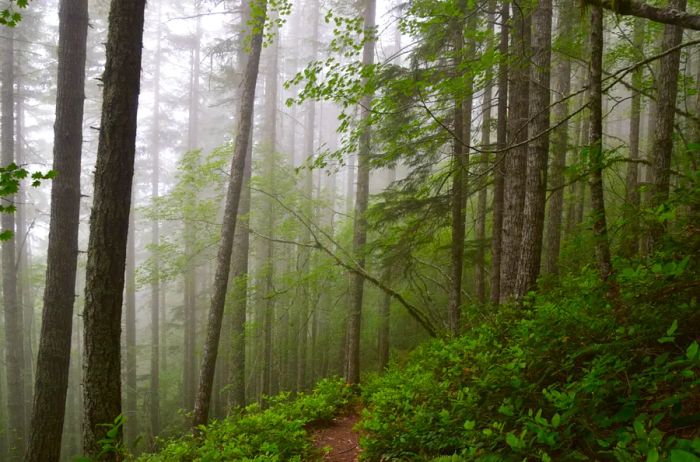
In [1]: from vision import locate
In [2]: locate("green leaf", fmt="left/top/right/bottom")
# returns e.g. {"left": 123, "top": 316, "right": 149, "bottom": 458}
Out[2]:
{"left": 687, "top": 342, "right": 699, "bottom": 360}
{"left": 667, "top": 320, "right": 678, "bottom": 336}
{"left": 464, "top": 420, "right": 475, "bottom": 430}
{"left": 647, "top": 448, "right": 659, "bottom": 462}
{"left": 670, "top": 449, "right": 700, "bottom": 462}
{"left": 551, "top": 413, "right": 561, "bottom": 428}
{"left": 506, "top": 432, "right": 523, "bottom": 450}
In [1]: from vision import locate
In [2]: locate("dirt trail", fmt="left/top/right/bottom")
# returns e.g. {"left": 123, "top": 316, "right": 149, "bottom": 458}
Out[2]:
{"left": 313, "top": 412, "right": 361, "bottom": 461}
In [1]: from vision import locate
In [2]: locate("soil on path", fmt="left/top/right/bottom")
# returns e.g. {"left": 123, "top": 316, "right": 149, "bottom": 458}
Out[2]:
{"left": 313, "top": 412, "right": 361, "bottom": 462}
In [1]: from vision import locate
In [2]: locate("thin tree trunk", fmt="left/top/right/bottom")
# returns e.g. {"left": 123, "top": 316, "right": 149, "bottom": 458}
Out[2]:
{"left": 2, "top": 25, "right": 26, "bottom": 461}
{"left": 149, "top": 0, "right": 163, "bottom": 439}
{"left": 228, "top": 0, "right": 254, "bottom": 407}
{"left": 499, "top": 4, "right": 531, "bottom": 302}
{"left": 514, "top": 0, "right": 552, "bottom": 298}
{"left": 649, "top": 0, "right": 686, "bottom": 250}
{"left": 124, "top": 204, "right": 138, "bottom": 449}
{"left": 182, "top": 14, "right": 202, "bottom": 414}
{"left": 192, "top": 0, "right": 267, "bottom": 428}
{"left": 621, "top": 19, "right": 645, "bottom": 258}
{"left": 490, "top": 0, "right": 509, "bottom": 305}
{"left": 588, "top": 3, "right": 614, "bottom": 283}
{"left": 345, "top": 0, "right": 377, "bottom": 386}
{"left": 82, "top": 0, "right": 147, "bottom": 457}
{"left": 544, "top": 0, "right": 572, "bottom": 275}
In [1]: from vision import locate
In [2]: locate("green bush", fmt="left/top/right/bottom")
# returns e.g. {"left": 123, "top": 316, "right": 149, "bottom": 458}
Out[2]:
{"left": 359, "top": 255, "right": 700, "bottom": 461}
{"left": 138, "top": 377, "right": 353, "bottom": 462}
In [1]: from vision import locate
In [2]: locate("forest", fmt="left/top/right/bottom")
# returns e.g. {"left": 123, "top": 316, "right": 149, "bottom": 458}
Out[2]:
{"left": 0, "top": 0, "right": 698, "bottom": 460}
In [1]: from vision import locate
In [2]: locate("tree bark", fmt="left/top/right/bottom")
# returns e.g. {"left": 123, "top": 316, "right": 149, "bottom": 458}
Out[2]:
{"left": 544, "top": 0, "right": 572, "bottom": 275}
{"left": 514, "top": 0, "right": 552, "bottom": 297}
{"left": 2, "top": 25, "right": 26, "bottom": 461}
{"left": 585, "top": 0, "right": 700, "bottom": 30}
{"left": 490, "top": 0, "right": 508, "bottom": 305}
{"left": 345, "top": 0, "right": 376, "bottom": 386}
{"left": 82, "top": 0, "right": 146, "bottom": 457}
{"left": 499, "top": 4, "right": 530, "bottom": 303}
{"left": 192, "top": 0, "right": 267, "bottom": 428}
{"left": 649, "top": 0, "right": 686, "bottom": 250}
{"left": 588, "top": 3, "right": 614, "bottom": 283}
{"left": 621, "top": 19, "right": 645, "bottom": 258}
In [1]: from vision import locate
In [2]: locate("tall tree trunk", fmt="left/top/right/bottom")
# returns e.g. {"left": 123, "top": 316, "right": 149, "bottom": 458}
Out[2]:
{"left": 649, "top": 0, "right": 686, "bottom": 250}
{"left": 15, "top": 72, "right": 34, "bottom": 429}
{"left": 514, "top": 0, "right": 552, "bottom": 297}
{"left": 228, "top": 0, "right": 254, "bottom": 407}
{"left": 149, "top": 0, "right": 163, "bottom": 439}
{"left": 544, "top": 0, "right": 572, "bottom": 275}
{"left": 447, "top": 7, "right": 468, "bottom": 334}
{"left": 124, "top": 204, "right": 138, "bottom": 449}
{"left": 262, "top": 24, "right": 279, "bottom": 397}
{"left": 490, "top": 0, "right": 509, "bottom": 305}
{"left": 2, "top": 25, "right": 26, "bottom": 461}
{"left": 182, "top": 13, "right": 202, "bottom": 414}
{"left": 621, "top": 19, "right": 645, "bottom": 259}
{"left": 345, "top": 0, "right": 376, "bottom": 386}
{"left": 588, "top": 3, "right": 614, "bottom": 283}
{"left": 82, "top": 0, "right": 147, "bottom": 456}
{"left": 192, "top": 0, "right": 267, "bottom": 428}
{"left": 499, "top": 3, "right": 531, "bottom": 302}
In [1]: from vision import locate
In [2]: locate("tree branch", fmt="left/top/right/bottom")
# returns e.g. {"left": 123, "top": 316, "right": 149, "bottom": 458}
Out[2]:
{"left": 586, "top": 0, "right": 700, "bottom": 30}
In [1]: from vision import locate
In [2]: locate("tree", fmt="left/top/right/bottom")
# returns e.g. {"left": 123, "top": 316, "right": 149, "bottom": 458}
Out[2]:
{"left": 82, "top": 0, "right": 147, "bottom": 456}
{"left": 514, "top": 0, "right": 552, "bottom": 297}
{"left": 345, "top": 0, "right": 377, "bottom": 386}
{"left": 2, "top": 24, "right": 27, "bottom": 461}
{"left": 192, "top": 0, "right": 268, "bottom": 428}
{"left": 25, "top": 0, "right": 88, "bottom": 459}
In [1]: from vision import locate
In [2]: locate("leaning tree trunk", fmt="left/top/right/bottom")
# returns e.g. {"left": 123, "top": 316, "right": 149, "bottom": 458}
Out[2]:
{"left": 648, "top": 0, "right": 686, "bottom": 251}
{"left": 543, "top": 0, "right": 572, "bottom": 275}
{"left": 514, "top": 0, "right": 552, "bottom": 298}
{"left": 490, "top": 0, "right": 509, "bottom": 305}
{"left": 499, "top": 3, "right": 531, "bottom": 303}
{"left": 2, "top": 25, "right": 27, "bottom": 461}
{"left": 192, "top": 0, "right": 267, "bottom": 429}
{"left": 345, "top": 0, "right": 377, "bottom": 386}
{"left": 82, "top": 0, "right": 147, "bottom": 457}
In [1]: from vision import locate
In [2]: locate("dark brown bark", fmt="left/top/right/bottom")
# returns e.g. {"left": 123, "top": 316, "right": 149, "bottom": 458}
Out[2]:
{"left": 345, "top": 0, "right": 376, "bottom": 386}
{"left": 514, "top": 0, "right": 552, "bottom": 297}
{"left": 588, "top": 3, "right": 614, "bottom": 282}
{"left": 192, "top": 0, "right": 267, "bottom": 428}
{"left": 649, "top": 0, "right": 686, "bottom": 250}
{"left": 490, "top": 1, "right": 508, "bottom": 305}
{"left": 544, "top": 0, "right": 572, "bottom": 275}
{"left": 499, "top": 4, "right": 530, "bottom": 303}
{"left": 621, "top": 19, "right": 645, "bottom": 258}
{"left": 2, "top": 25, "right": 26, "bottom": 461}
{"left": 82, "top": 0, "right": 146, "bottom": 457}
{"left": 585, "top": 0, "right": 700, "bottom": 30}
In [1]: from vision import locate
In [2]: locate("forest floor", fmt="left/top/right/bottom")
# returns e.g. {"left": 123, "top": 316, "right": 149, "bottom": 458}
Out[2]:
{"left": 313, "top": 411, "right": 361, "bottom": 461}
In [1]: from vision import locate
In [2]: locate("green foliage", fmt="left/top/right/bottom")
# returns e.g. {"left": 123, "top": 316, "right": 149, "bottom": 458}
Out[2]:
{"left": 138, "top": 378, "right": 354, "bottom": 462}
{"left": 359, "top": 254, "right": 700, "bottom": 461}
{"left": 0, "top": 0, "right": 29, "bottom": 26}
{"left": 0, "top": 163, "right": 54, "bottom": 240}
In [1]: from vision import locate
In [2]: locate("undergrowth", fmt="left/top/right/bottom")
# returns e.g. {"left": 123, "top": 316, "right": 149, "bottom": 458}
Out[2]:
{"left": 137, "top": 377, "right": 353, "bottom": 461}
{"left": 359, "top": 254, "right": 700, "bottom": 461}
